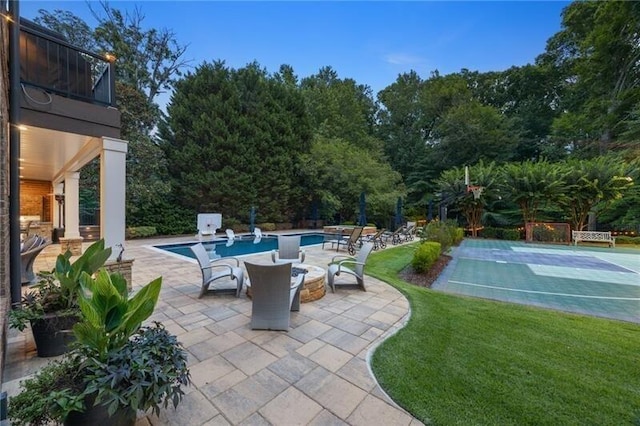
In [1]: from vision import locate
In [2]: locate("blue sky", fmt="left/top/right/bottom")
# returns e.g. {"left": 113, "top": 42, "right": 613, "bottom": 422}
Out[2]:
{"left": 20, "top": 1, "right": 571, "bottom": 102}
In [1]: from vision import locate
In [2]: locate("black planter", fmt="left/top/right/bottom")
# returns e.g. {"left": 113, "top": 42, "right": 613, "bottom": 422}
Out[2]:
{"left": 64, "top": 402, "right": 136, "bottom": 426}
{"left": 30, "top": 313, "right": 79, "bottom": 357}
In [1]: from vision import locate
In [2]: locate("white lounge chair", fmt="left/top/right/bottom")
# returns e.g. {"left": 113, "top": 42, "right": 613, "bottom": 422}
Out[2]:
{"left": 190, "top": 243, "right": 244, "bottom": 298}
{"left": 253, "top": 227, "right": 263, "bottom": 243}
{"left": 225, "top": 229, "right": 236, "bottom": 246}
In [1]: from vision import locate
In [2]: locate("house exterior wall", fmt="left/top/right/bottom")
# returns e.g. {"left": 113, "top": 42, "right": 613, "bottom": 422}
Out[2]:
{"left": 20, "top": 179, "right": 52, "bottom": 220}
{"left": 1, "top": 8, "right": 11, "bottom": 387}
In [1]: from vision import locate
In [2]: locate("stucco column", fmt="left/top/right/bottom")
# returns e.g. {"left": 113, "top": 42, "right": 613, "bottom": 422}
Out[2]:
{"left": 63, "top": 172, "right": 81, "bottom": 238}
{"left": 100, "top": 137, "right": 128, "bottom": 260}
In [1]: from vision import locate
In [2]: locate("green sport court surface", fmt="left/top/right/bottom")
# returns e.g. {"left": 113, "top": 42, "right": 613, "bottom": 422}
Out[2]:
{"left": 432, "top": 239, "right": 640, "bottom": 324}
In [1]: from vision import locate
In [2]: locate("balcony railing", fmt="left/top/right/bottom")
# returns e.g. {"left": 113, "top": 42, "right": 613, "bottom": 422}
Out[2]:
{"left": 19, "top": 22, "right": 116, "bottom": 107}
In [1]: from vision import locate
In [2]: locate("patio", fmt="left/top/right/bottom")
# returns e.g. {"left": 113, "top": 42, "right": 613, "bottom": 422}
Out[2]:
{"left": 3, "top": 234, "right": 422, "bottom": 425}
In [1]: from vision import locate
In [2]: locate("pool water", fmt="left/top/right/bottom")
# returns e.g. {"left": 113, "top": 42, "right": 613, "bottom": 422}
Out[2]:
{"left": 154, "top": 233, "right": 326, "bottom": 259}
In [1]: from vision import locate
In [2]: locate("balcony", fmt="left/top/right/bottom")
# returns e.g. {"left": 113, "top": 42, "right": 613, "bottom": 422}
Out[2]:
{"left": 18, "top": 18, "right": 120, "bottom": 140}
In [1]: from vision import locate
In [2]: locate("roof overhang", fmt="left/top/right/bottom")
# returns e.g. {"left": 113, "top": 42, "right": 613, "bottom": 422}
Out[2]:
{"left": 19, "top": 125, "right": 102, "bottom": 183}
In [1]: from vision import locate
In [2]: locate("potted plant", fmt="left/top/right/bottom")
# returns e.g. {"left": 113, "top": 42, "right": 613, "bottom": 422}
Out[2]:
{"left": 9, "top": 240, "right": 112, "bottom": 357}
{"left": 9, "top": 269, "right": 191, "bottom": 426}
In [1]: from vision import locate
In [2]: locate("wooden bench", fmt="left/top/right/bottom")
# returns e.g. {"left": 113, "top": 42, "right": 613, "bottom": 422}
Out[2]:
{"left": 571, "top": 231, "right": 616, "bottom": 247}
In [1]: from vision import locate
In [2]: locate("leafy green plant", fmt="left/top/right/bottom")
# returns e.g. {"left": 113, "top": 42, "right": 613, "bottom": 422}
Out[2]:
{"left": 9, "top": 270, "right": 190, "bottom": 424}
{"left": 419, "top": 220, "right": 454, "bottom": 252}
{"left": 84, "top": 322, "right": 190, "bottom": 416}
{"left": 412, "top": 241, "right": 441, "bottom": 273}
{"left": 74, "top": 269, "right": 161, "bottom": 361}
{"left": 9, "top": 239, "right": 112, "bottom": 331}
{"left": 125, "top": 226, "right": 157, "bottom": 239}
{"left": 8, "top": 356, "right": 84, "bottom": 426}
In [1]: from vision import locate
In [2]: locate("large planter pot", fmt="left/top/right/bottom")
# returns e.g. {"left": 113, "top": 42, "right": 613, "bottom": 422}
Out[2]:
{"left": 30, "top": 313, "right": 79, "bottom": 357}
{"left": 64, "top": 401, "right": 136, "bottom": 426}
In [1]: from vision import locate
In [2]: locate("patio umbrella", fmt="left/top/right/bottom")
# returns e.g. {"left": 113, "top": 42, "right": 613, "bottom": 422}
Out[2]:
{"left": 427, "top": 199, "right": 433, "bottom": 221}
{"left": 395, "top": 197, "right": 403, "bottom": 229}
{"left": 359, "top": 192, "right": 367, "bottom": 226}
{"left": 311, "top": 201, "right": 319, "bottom": 229}
{"left": 249, "top": 206, "right": 256, "bottom": 233}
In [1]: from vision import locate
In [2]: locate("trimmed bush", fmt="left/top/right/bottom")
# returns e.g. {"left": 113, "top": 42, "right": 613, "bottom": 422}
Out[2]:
{"left": 449, "top": 223, "right": 464, "bottom": 245}
{"left": 412, "top": 241, "right": 441, "bottom": 273}
{"left": 502, "top": 229, "right": 521, "bottom": 240}
{"left": 126, "top": 226, "right": 157, "bottom": 239}
{"left": 615, "top": 236, "right": 640, "bottom": 245}
{"left": 258, "top": 222, "right": 277, "bottom": 232}
{"left": 420, "top": 221, "right": 453, "bottom": 252}
{"left": 480, "top": 227, "right": 522, "bottom": 241}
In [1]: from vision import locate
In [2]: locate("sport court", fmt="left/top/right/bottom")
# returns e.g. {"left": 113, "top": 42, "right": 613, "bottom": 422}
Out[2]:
{"left": 432, "top": 239, "right": 640, "bottom": 324}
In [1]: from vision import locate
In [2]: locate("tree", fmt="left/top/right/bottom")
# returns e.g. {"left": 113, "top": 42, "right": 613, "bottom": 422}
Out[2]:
{"left": 34, "top": 9, "right": 97, "bottom": 51}
{"left": 435, "top": 161, "right": 499, "bottom": 237}
{"left": 559, "top": 156, "right": 634, "bottom": 231}
{"left": 432, "top": 100, "right": 517, "bottom": 171}
{"left": 300, "top": 66, "right": 381, "bottom": 153}
{"left": 378, "top": 71, "right": 473, "bottom": 206}
{"left": 90, "top": 1, "right": 190, "bottom": 111}
{"left": 500, "top": 160, "right": 567, "bottom": 225}
{"left": 376, "top": 71, "right": 427, "bottom": 178}
{"left": 461, "top": 66, "right": 561, "bottom": 161}
{"left": 299, "top": 136, "right": 404, "bottom": 226}
{"left": 159, "top": 61, "right": 313, "bottom": 222}
{"left": 538, "top": 1, "right": 640, "bottom": 155}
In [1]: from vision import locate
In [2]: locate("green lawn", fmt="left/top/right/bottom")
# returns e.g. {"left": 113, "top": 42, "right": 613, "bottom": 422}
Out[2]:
{"left": 367, "top": 243, "right": 640, "bottom": 425}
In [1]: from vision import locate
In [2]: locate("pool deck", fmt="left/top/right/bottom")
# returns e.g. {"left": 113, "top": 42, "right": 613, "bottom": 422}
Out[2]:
{"left": 3, "top": 233, "right": 422, "bottom": 426}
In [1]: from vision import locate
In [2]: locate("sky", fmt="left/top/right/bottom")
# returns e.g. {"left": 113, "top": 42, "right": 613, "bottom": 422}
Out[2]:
{"left": 19, "top": 0, "right": 572, "bottom": 107}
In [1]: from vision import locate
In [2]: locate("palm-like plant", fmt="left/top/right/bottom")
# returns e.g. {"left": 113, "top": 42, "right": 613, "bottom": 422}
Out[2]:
{"left": 435, "top": 161, "right": 499, "bottom": 237}
{"left": 559, "top": 156, "right": 634, "bottom": 230}
{"left": 500, "top": 160, "right": 568, "bottom": 225}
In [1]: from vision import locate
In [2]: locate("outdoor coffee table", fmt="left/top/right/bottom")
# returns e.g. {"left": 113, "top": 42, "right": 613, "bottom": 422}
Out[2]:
{"left": 245, "top": 264, "right": 326, "bottom": 303}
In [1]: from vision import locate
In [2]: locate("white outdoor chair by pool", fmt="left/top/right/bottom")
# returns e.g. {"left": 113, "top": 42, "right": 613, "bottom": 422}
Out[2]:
{"left": 190, "top": 243, "right": 244, "bottom": 298}
{"left": 245, "top": 262, "right": 304, "bottom": 331}
{"left": 253, "top": 227, "right": 263, "bottom": 243}
{"left": 271, "top": 235, "right": 305, "bottom": 264}
{"left": 326, "top": 242, "right": 374, "bottom": 293}
{"left": 225, "top": 229, "right": 236, "bottom": 246}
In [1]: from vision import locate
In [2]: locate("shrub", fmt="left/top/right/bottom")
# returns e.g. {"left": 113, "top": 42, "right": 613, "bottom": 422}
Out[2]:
{"left": 258, "top": 222, "right": 277, "bottom": 232}
{"left": 480, "top": 227, "right": 521, "bottom": 241}
{"left": 615, "top": 236, "right": 640, "bottom": 245}
{"left": 126, "top": 226, "right": 157, "bottom": 239}
{"left": 502, "top": 229, "right": 521, "bottom": 240}
{"left": 420, "top": 221, "right": 453, "bottom": 252}
{"left": 412, "top": 241, "right": 441, "bottom": 273}
{"left": 481, "top": 227, "right": 498, "bottom": 239}
{"left": 445, "top": 220, "right": 464, "bottom": 245}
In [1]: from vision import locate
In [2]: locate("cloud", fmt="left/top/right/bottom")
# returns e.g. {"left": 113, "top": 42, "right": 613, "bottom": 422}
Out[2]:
{"left": 384, "top": 53, "right": 427, "bottom": 66}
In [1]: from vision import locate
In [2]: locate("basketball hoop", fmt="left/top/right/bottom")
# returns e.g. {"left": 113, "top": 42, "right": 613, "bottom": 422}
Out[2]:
{"left": 467, "top": 185, "right": 484, "bottom": 199}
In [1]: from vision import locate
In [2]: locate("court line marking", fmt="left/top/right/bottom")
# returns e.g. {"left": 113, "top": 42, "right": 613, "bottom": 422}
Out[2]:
{"left": 448, "top": 280, "right": 640, "bottom": 300}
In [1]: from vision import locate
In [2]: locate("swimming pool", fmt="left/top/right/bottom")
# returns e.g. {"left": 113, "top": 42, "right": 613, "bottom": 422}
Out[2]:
{"left": 153, "top": 233, "right": 326, "bottom": 260}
